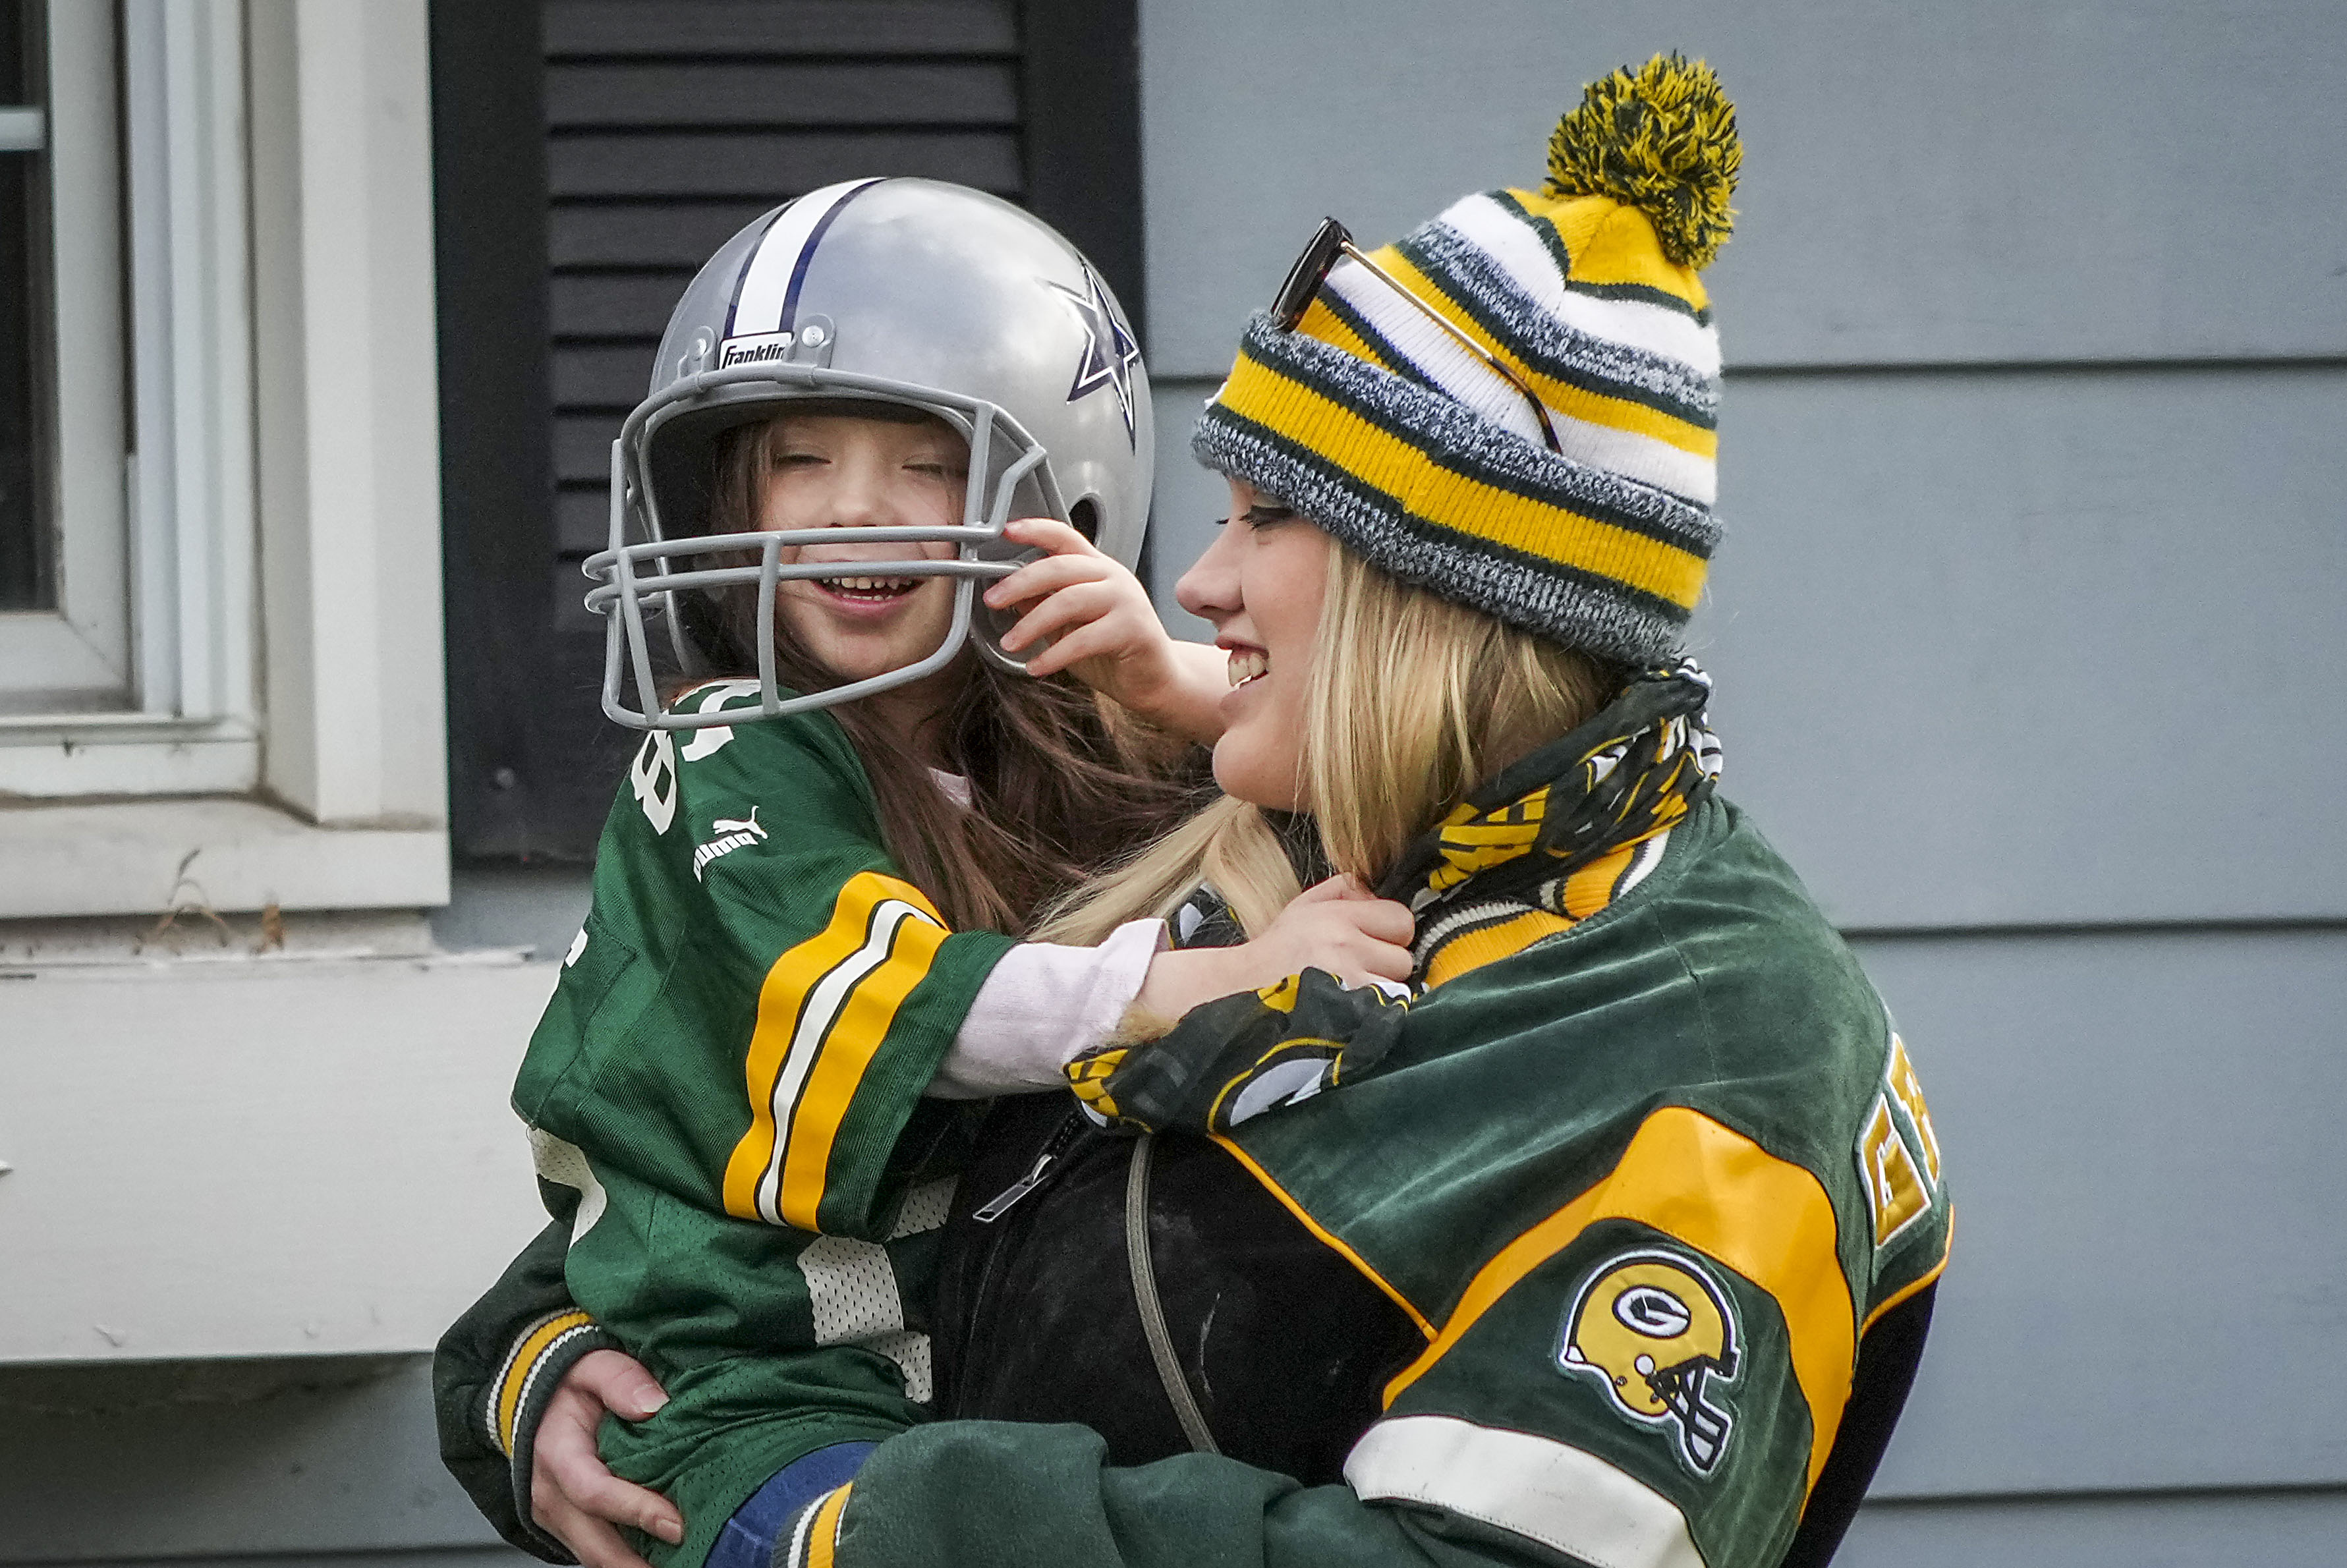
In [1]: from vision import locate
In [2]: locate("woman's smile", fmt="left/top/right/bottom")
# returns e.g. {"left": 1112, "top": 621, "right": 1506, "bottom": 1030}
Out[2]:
{"left": 1176, "top": 478, "right": 1331, "bottom": 810}
{"left": 1222, "top": 642, "right": 1270, "bottom": 689}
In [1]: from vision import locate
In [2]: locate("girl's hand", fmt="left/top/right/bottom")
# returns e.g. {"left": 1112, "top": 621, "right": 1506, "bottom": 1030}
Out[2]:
{"left": 530, "top": 1349, "right": 683, "bottom": 1568}
{"left": 984, "top": 518, "right": 1228, "bottom": 743}
{"left": 1134, "top": 874, "right": 1414, "bottom": 1019}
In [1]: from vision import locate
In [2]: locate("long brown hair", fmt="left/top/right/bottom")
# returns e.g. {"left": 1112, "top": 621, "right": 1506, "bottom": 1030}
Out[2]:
{"left": 700, "top": 412, "right": 1205, "bottom": 934}
{"left": 1034, "top": 535, "right": 1617, "bottom": 944}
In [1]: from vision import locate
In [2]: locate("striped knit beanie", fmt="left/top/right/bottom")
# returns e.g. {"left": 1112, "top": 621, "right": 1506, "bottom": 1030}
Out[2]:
{"left": 1192, "top": 55, "right": 1739, "bottom": 665}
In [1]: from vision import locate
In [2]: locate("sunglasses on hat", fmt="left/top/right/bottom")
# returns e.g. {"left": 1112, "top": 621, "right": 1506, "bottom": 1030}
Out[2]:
{"left": 1270, "top": 217, "right": 1561, "bottom": 453}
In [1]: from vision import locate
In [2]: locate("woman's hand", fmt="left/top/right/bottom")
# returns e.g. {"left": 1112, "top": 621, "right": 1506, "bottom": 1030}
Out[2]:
{"left": 984, "top": 517, "right": 1228, "bottom": 743}
{"left": 1135, "top": 874, "right": 1415, "bottom": 1020}
{"left": 530, "top": 1349, "right": 683, "bottom": 1568}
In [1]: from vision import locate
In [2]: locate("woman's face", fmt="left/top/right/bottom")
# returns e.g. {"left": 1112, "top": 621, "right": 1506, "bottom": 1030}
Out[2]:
{"left": 750, "top": 410, "right": 969, "bottom": 686}
{"left": 1175, "top": 478, "right": 1330, "bottom": 810}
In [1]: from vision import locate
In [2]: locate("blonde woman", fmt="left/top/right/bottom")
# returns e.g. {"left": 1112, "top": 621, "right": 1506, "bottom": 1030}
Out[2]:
{"left": 507, "top": 59, "right": 1952, "bottom": 1568}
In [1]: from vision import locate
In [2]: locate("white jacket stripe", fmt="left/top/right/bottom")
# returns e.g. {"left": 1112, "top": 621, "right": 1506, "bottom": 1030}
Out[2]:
{"left": 1346, "top": 1413, "right": 1709, "bottom": 1568}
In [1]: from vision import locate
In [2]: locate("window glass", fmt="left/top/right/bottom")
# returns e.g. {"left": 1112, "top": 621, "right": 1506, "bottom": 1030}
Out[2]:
{"left": 0, "top": 0, "right": 51, "bottom": 612}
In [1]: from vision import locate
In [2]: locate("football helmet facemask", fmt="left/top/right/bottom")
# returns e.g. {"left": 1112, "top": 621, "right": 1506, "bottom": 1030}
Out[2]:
{"left": 584, "top": 178, "right": 1153, "bottom": 729}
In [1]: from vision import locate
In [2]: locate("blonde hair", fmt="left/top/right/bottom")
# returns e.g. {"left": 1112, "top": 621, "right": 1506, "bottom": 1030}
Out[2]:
{"left": 1034, "top": 536, "right": 1614, "bottom": 944}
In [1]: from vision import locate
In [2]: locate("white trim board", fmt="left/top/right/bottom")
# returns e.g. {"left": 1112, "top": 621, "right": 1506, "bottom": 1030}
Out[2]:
{"left": 0, "top": 797, "right": 449, "bottom": 918}
{"left": 0, "top": 959, "right": 550, "bottom": 1361}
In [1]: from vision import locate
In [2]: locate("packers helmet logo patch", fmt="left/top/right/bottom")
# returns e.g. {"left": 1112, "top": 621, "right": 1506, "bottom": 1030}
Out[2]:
{"left": 1557, "top": 1249, "right": 1741, "bottom": 1474}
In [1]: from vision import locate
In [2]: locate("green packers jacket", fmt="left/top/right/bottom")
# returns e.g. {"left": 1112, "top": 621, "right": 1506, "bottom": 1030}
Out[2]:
{"left": 436, "top": 683, "right": 1013, "bottom": 1563}
{"left": 779, "top": 671, "right": 1954, "bottom": 1568}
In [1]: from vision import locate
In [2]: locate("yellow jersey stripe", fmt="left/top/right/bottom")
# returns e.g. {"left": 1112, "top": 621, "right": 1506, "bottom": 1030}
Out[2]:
{"left": 805, "top": 1483, "right": 853, "bottom": 1568}
{"left": 1423, "top": 909, "right": 1574, "bottom": 990}
{"left": 1216, "top": 354, "right": 1708, "bottom": 609}
{"left": 1382, "top": 1106, "right": 1855, "bottom": 1493}
{"left": 1370, "top": 247, "right": 1717, "bottom": 459}
{"left": 494, "top": 1309, "right": 594, "bottom": 1456}
{"left": 723, "top": 872, "right": 946, "bottom": 1226}
{"left": 1214, "top": 1134, "right": 1436, "bottom": 1339}
{"left": 776, "top": 910, "right": 951, "bottom": 1231}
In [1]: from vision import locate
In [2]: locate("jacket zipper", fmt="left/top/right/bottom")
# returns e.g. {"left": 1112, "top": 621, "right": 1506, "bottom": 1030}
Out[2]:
{"left": 971, "top": 1108, "right": 1087, "bottom": 1223}
{"left": 948, "top": 1106, "right": 1090, "bottom": 1418}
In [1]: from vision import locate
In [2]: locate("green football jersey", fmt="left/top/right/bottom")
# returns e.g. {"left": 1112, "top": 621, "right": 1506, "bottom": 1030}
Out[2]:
{"left": 509, "top": 683, "right": 1013, "bottom": 1560}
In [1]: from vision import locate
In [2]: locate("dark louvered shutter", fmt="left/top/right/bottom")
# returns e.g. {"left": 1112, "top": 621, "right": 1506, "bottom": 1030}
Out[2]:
{"left": 434, "top": 0, "right": 1141, "bottom": 862}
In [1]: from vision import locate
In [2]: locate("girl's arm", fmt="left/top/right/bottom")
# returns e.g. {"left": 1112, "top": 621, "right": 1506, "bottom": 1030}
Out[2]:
{"left": 985, "top": 518, "right": 1230, "bottom": 744}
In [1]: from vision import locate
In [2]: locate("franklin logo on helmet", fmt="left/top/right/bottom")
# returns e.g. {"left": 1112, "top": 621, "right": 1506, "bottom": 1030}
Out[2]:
{"left": 1557, "top": 1248, "right": 1742, "bottom": 1474}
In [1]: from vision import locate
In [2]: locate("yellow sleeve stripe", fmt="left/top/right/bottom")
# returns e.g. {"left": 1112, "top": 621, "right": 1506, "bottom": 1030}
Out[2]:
{"left": 1214, "top": 352, "right": 1708, "bottom": 611}
{"left": 805, "top": 1483, "right": 853, "bottom": 1568}
{"left": 1212, "top": 1134, "right": 1437, "bottom": 1340}
{"left": 1382, "top": 1106, "right": 1855, "bottom": 1494}
{"left": 776, "top": 913, "right": 949, "bottom": 1230}
{"left": 490, "top": 1309, "right": 596, "bottom": 1457}
{"left": 722, "top": 872, "right": 948, "bottom": 1230}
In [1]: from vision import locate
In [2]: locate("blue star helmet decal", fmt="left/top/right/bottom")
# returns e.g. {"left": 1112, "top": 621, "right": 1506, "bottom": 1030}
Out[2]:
{"left": 1050, "top": 263, "right": 1142, "bottom": 449}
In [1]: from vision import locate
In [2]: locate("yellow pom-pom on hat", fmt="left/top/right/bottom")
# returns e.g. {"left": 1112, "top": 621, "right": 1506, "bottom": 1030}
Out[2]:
{"left": 1192, "top": 55, "right": 1742, "bottom": 667}
{"left": 1546, "top": 52, "right": 1741, "bottom": 270}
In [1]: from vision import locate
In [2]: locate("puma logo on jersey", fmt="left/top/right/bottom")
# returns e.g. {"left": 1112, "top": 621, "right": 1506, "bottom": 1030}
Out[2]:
{"left": 693, "top": 808, "right": 768, "bottom": 880}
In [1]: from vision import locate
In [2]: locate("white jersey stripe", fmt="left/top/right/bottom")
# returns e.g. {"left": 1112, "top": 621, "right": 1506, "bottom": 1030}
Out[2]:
{"left": 729, "top": 178, "right": 886, "bottom": 339}
{"left": 1346, "top": 1414, "right": 1709, "bottom": 1568}
{"left": 753, "top": 897, "right": 932, "bottom": 1223}
{"left": 1440, "top": 192, "right": 1722, "bottom": 378}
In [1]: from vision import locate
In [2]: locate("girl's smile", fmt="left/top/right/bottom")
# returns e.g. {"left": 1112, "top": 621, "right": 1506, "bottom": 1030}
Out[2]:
{"left": 742, "top": 410, "right": 971, "bottom": 685}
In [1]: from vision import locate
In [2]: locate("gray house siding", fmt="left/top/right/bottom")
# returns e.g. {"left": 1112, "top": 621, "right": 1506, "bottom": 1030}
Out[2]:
{"left": 1142, "top": 1, "right": 2347, "bottom": 1563}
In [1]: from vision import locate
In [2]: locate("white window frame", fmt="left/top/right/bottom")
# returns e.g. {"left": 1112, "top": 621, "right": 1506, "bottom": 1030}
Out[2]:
{"left": 0, "top": 2, "right": 136, "bottom": 721}
{"left": 0, "top": 0, "right": 449, "bottom": 918}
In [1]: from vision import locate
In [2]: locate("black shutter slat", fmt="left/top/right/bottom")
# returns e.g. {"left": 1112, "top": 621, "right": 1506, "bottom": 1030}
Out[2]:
{"left": 546, "top": 61, "right": 1017, "bottom": 128}
{"left": 554, "top": 414, "right": 627, "bottom": 484}
{"left": 548, "top": 130, "right": 1021, "bottom": 199}
{"left": 553, "top": 345, "right": 656, "bottom": 409}
{"left": 545, "top": 1, "right": 1017, "bottom": 59}
{"left": 551, "top": 273, "right": 693, "bottom": 340}
{"left": 551, "top": 568, "right": 602, "bottom": 632}
{"left": 551, "top": 202, "right": 778, "bottom": 268}
{"left": 557, "top": 490, "right": 611, "bottom": 555}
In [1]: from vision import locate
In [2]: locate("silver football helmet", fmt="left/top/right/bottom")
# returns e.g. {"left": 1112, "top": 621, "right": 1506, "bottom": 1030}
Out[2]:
{"left": 583, "top": 178, "right": 1154, "bottom": 729}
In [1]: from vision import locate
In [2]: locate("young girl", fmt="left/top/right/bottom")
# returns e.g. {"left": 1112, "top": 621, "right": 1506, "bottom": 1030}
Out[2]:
{"left": 434, "top": 179, "right": 1411, "bottom": 1568}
